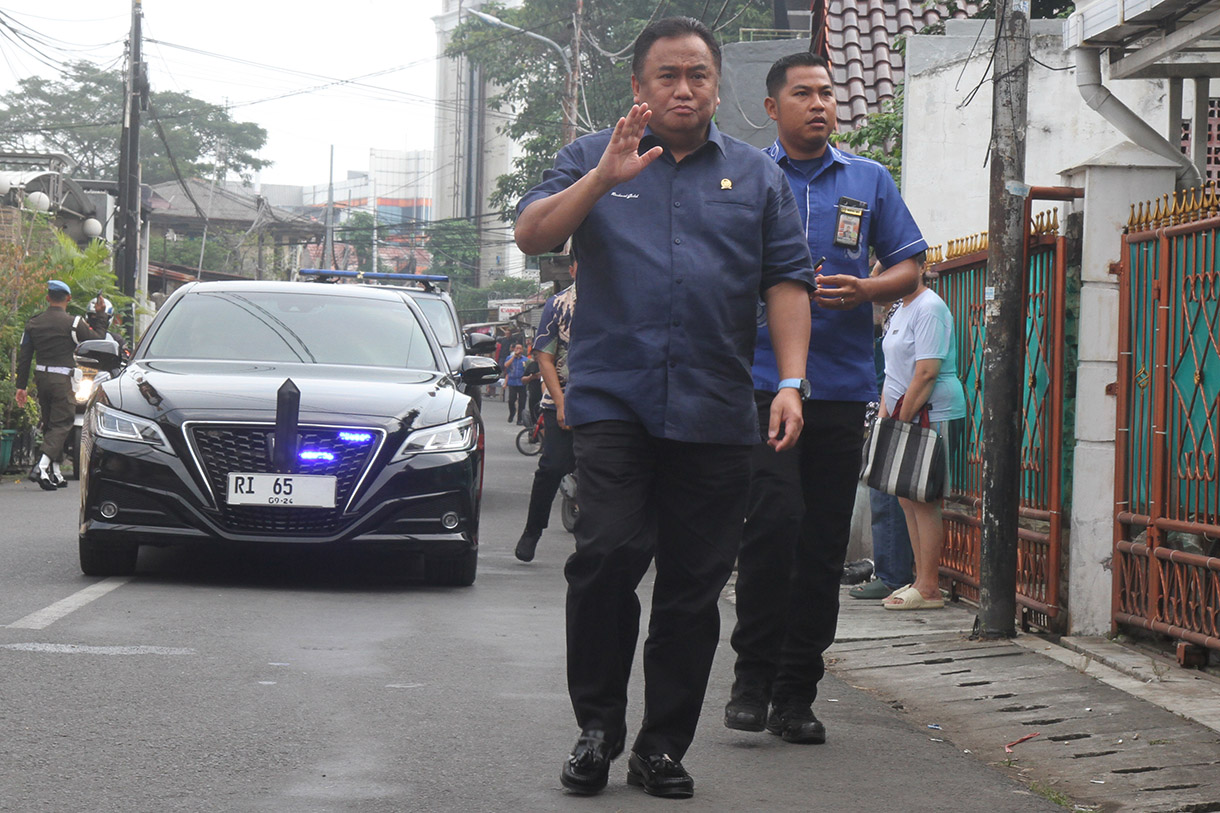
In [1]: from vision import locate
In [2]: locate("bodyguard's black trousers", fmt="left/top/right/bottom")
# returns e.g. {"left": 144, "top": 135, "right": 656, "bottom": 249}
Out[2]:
{"left": 729, "top": 395, "right": 866, "bottom": 709}
{"left": 565, "top": 421, "right": 750, "bottom": 759}
{"left": 35, "top": 371, "right": 75, "bottom": 461}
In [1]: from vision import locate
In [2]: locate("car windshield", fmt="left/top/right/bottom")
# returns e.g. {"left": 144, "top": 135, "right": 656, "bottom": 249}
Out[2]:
{"left": 411, "top": 297, "right": 458, "bottom": 346}
{"left": 145, "top": 291, "right": 439, "bottom": 370}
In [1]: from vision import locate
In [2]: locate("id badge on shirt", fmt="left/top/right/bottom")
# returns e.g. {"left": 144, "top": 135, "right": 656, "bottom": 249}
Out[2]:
{"left": 834, "top": 197, "right": 867, "bottom": 249}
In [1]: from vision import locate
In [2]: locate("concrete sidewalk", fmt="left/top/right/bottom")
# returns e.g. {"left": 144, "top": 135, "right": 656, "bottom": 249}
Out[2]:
{"left": 828, "top": 590, "right": 1220, "bottom": 812}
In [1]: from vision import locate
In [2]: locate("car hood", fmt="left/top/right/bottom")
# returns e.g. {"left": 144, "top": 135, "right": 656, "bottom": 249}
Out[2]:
{"left": 108, "top": 360, "right": 458, "bottom": 431}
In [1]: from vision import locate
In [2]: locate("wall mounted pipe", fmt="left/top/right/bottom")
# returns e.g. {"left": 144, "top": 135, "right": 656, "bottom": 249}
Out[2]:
{"left": 1074, "top": 47, "right": 1202, "bottom": 190}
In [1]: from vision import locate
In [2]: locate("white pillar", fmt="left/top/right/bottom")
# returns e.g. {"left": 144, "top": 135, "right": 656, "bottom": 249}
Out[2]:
{"left": 1059, "top": 143, "right": 1179, "bottom": 636}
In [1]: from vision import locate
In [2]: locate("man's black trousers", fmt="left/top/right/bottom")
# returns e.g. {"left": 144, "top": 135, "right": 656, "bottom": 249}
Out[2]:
{"left": 566, "top": 421, "right": 750, "bottom": 760}
{"left": 729, "top": 395, "right": 866, "bottom": 709}
{"left": 507, "top": 385, "right": 527, "bottom": 422}
{"left": 523, "top": 409, "right": 574, "bottom": 534}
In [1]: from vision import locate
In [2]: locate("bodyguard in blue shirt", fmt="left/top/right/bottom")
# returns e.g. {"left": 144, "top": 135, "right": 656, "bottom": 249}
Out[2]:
{"left": 516, "top": 17, "right": 815, "bottom": 801}
{"left": 724, "top": 52, "right": 928, "bottom": 745}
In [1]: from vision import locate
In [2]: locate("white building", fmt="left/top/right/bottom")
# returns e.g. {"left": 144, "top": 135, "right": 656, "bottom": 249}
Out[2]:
{"left": 433, "top": 0, "right": 527, "bottom": 285}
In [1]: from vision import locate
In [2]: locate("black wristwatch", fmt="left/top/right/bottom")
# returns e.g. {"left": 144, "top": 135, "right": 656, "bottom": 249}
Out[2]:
{"left": 777, "top": 378, "right": 812, "bottom": 401}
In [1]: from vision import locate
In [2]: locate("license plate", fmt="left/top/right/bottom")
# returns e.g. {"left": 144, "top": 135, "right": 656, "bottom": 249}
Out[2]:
{"left": 226, "top": 473, "right": 336, "bottom": 508}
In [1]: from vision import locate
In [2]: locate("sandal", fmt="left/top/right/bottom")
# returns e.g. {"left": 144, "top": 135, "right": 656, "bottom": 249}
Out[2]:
{"left": 883, "top": 585, "right": 945, "bottom": 611}
{"left": 848, "top": 580, "right": 893, "bottom": 600}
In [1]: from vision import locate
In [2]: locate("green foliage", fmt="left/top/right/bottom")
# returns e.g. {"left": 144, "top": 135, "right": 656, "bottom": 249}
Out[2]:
{"left": 452, "top": 276, "right": 545, "bottom": 322}
{"left": 0, "top": 219, "right": 121, "bottom": 429}
{"left": 154, "top": 231, "right": 234, "bottom": 272}
{"left": 427, "top": 219, "right": 480, "bottom": 287}
{"left": 336, "top": 211, "right": 387, "bottom": 275}
{"left": 448, "top": 1, "right": 770, "bottom": 218}
{"left": 836, "top": 87, "right": 904, "bottom": 185}
{"left": 0, "top": 61, "right": 269, "bottom": 184}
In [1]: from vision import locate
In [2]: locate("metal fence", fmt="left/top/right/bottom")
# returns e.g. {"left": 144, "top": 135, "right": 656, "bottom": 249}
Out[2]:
{"left": 927, "top": 214, "right": 1071, "bottom": 631}
{"left": 1116, "top": 187, "right": 1220, "bottom": 653}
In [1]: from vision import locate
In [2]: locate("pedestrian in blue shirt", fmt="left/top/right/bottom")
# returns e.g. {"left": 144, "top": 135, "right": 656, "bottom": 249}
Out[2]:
{"left": 504, "top": 343, "right": 528, "bottom": 424}
{"left": 516, "top": 17, "right": 815, "bottom": 801}
{"left": 724, "top": 51, "right": 928, "bottom": 745}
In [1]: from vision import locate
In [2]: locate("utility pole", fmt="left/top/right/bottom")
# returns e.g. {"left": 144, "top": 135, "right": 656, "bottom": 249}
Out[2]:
{"left": 115, "top": 0, "right": 145, "bottom": 298}
{"left": 979, "top": 0, "right": 1031, "bottom": 639}
{"left": 564, "top": 0, "right": 583, "bottom": 146}
{"left": 370, "top": 175, "right": 378, "bottom": 275}
{"left": 322, "top": 146, "right": 336, "bottom": 270}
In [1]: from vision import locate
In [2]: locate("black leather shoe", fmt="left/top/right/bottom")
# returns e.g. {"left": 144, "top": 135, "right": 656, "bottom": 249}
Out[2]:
{"left": 626, "top": 752, "right": 694, "bottom": 799}
{"left": 28, "top": 468, "right": 57, "bottom": 492}
{"left": 765, "top": 706, "right": 827, "bottom": 744}
{"left": 560, "top": 728, "right": 624, "bottom": 795}
{"left": 52, "top": 472, "right": 68, "bottom": 488}
{"left": 724, "top": 686, "right": 769, "bottom": 732}
{"left": 514, "top": 530, "right": 541, "bottom": 562}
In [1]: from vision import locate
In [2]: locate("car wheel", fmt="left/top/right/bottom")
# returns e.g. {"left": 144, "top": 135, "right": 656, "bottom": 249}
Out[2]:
{"left": 560, "top": 495, "right": 579, "bottom": 533}
{"left": 79, "top": 535, "right": 138, "bottom": 577}
{"left": 68, "top": 426, "right": 81, "bottom": 480}
{"left": 516, "top": 427, "right": 542, "bottom": 456}
{"left": 425, "top": 549, "right": 477, "bottom": 587}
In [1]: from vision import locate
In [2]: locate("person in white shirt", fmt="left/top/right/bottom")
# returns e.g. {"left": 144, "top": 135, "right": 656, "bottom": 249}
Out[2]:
{"left": 879, "top": 264, "right": 967, "bottom": 610}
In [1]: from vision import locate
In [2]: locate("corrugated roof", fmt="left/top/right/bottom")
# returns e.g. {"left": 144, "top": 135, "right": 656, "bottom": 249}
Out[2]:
{"left": 826, "top": 0, "right": 979, "bottom": 128}
{"left": 149, "top": 178, "right": 320, "bottom": 233}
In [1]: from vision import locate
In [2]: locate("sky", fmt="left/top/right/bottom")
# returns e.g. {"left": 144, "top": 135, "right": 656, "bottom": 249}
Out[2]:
{"left": 0, "top": 0, "right": 443, "bottom": 187}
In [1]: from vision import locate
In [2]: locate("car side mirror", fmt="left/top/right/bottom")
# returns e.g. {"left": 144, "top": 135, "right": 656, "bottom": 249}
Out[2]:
{"left": 460, "top": 355, "right": 500, "bottom": 385}
{"left": 76, "top": 338, "right": 125, "bottom": 375}
{"left": 465, "top": 332, "right": 496, "bottom": 354}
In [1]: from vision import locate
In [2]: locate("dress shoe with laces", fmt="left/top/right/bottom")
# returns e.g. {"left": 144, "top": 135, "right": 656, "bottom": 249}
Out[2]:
{"left": 626, "top": 752, "right": 694, "bottom": 799}
{"left": 724, "top": 686, "right": 769, "bottom": 732}
{"left": 514, "top": 530, "right": 541, "bottom": 562}
{"left": 765, "top": 705, "right": 827, "bottom": 744}
{"left": 560, "top": 728, "right": 624, "bottom": 795}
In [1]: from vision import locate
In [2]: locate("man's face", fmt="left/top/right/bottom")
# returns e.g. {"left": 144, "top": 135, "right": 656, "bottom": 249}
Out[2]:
{"left": 631, "top": 35, "right": 720, "bottom": 145}
{"left": 765, "top": 64, "right": 837, "bottom": 159}
{"left": 514, "top": 344, "right": 524, "bottom": 354}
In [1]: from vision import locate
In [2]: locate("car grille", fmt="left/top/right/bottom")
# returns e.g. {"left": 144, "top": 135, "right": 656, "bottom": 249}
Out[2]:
{"left": 189, "top": 424, "right": 381, "bottom": 534}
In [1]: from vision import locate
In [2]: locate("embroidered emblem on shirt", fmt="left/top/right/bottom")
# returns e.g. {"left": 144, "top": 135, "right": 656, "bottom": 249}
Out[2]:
{"left": 610, "top": 192, "right": 639, "bottom": 200}
{"left": 720, "top": 178, "right": 733, "bottom": 190}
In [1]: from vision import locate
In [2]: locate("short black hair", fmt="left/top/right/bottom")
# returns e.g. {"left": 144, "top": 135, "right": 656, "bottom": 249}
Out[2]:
{"left": 47, "top": 289, "right": 69, "bottom": 303}
{"left": 766, "top": 52, "right": 831, "bottom": 98}
{"left": 632, "top": 16, "right": 721, "bottom": 77}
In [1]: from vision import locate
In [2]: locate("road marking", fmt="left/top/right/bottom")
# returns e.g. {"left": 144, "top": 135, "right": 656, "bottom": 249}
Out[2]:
{"left": 0, "top": 643, "right": 194, "bottom": 655}
{"left": 4, "top": 578, "right": 130, "bottom": 630}
{"left": 386, "top": 683, "right": 425, "bottom": 689}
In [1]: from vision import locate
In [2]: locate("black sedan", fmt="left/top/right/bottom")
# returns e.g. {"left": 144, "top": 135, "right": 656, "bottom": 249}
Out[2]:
{"left": 76, "top": 281, "right": 500, "bottom": 585}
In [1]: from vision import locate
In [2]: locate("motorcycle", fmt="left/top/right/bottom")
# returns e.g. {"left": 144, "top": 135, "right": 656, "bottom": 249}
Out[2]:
{"left": 64, "top": 359, "right": 100, "bottom": 480}
{"left": 559, "top": 471, "right": 579, "bottom": 533}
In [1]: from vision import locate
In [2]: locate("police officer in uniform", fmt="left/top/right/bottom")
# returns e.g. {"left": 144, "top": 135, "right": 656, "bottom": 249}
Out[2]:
{"left": 14, "top": 280, "right": 101, "bottom": 490}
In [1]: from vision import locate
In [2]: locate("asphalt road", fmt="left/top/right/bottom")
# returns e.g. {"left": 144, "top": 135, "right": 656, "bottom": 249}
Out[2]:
{"left": 0, "top": 398, "right": 1061, "bottom": 813}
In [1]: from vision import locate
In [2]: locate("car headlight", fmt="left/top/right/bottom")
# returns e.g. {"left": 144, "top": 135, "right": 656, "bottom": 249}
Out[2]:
{"left": 92, "top": 402, "right": 176, "bottom": 455}
{"left": 391, "top": 417, "right": 477, "bottom": 461}
{"left": 75, "top": 378, "right": 95, "bottom": 404}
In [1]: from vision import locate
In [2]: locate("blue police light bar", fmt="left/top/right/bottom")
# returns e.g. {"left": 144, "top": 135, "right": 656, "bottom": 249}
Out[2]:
{"left": 299, "top": 269, "right": 450, "bottom": 283}
{"left": 338, "top": 431, "right": 374, "bottom": 443}
{"left": 299, "top": 450, "right": 336, "bottom": 462}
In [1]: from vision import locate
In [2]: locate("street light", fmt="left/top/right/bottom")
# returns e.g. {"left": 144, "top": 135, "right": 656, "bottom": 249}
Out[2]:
{"left": 467, "top": 7, "right": 579, "bottom": 145}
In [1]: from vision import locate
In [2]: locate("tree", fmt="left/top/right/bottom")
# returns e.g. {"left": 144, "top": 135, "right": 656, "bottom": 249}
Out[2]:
{"left": 0, "top": 61, "right": 269, "bottom": 184}
{"left": 427, "top": 218, "right": 480, "bottom": 287}
{"left": 447, "top": 1, "right": 769, "bottom": 218}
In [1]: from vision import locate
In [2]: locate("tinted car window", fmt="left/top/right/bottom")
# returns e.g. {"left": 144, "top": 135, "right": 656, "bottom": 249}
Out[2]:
{"left": 412, "top": 297, "right": 459, "bottom": 346}
{"left": 146, "top": 291, "right": 439, "bottom": 370}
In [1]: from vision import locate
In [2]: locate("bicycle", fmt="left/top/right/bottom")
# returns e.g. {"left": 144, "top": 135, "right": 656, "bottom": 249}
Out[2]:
{"left": 516, "top": 411, "right": 544, "bottom": 456}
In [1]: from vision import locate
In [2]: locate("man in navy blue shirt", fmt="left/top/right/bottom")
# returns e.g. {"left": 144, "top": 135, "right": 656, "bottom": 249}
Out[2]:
{"left": 723, "top": 52, "right": 928, "bottom": 746}
{"left": 516, "top": 17, "right": 815, "bottom": 800}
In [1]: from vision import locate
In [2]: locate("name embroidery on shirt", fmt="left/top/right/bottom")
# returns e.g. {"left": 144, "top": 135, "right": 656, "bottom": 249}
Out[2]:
{"left": 610, "top": 192, "right": 639, "bottom": 200}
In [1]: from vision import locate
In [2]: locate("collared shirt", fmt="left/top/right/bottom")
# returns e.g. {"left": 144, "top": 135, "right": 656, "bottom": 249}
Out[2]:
{"left": 504, "top": 354, "right": 527, "bottom": 386}
{"left": 751, "top": 142, "right": 927, "bottom": 401}
{"left": 533, "top": 283, "right": 576, "bottom": 411}
{"left": 517, "top": 122, "right": 815, "bottom": 445}
{"left": 16, "top": 308, "right": 100, "bottom": 389}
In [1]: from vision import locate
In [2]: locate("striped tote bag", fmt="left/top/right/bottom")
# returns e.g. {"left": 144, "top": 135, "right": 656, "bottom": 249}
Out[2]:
{"left": 859, "top": 399, "right": 947, "bottom": 503}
